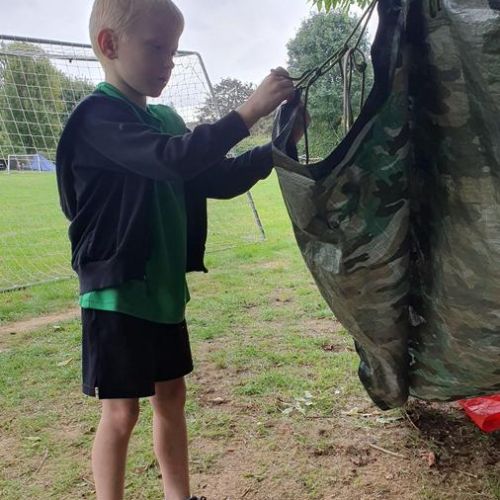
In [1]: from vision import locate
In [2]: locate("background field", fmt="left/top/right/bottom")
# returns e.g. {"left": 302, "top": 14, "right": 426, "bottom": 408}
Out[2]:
{"left": 0, "top": 174, "right": 499, "bottom": 499}
{"left": 0, "top": 172, "right": 71, "bottom": 292}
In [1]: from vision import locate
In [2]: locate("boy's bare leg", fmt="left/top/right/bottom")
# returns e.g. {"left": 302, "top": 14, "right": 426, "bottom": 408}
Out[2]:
{"left": 150, "top": 377, "right": 190, "bottom": 500}
{"left": 92, "top": 398, "right": 140, "bottom": 500}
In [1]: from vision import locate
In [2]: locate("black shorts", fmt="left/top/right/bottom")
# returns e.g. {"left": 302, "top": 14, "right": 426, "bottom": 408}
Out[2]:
{"left": 81, "top": 309, "right": 193, "bottom": 399}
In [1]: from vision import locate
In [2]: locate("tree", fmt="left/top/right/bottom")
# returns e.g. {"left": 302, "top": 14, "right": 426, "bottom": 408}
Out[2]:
{"left": 310, "top": 0, "right": 372, "bottom": 11}
{"left": 60, "top": 74, "right": 94, "bottom": 119}
{"left": 287, "top": 10, "right": 372, "bottom": 157}
{"left": 198, "top": 77, "right": 255, "bottom": 123}
{"left": 0, "top": 42, "right": 65, "bottom": 159}
{"left": 0, "top": 42, "right": 93, "bottom": 162}
{"left": 0, "top": 111, "right": 11, "bottom": 155}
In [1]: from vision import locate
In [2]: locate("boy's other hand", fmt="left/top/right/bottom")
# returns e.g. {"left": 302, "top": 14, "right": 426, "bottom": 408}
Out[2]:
{"left": 236, "top": 67, "right": 295, "bottom": 130}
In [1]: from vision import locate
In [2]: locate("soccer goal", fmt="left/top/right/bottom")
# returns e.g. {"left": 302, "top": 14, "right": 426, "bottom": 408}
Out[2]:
{"left": 0, "top": 34, "right": 265, "bottom": 292}
{"left": 7, "top": 154, "right": 45, "bottom": 172}
{"left": 8, "top": 154, "right": 40, "bottom": 172}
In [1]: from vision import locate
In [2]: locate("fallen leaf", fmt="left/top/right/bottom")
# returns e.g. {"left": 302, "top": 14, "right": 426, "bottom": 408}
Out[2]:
{"left": 57, "top": 358, "right": 73, "bottom": 367}
{"left": 426, "top": 451, "right": 437, "bottom": 467}
{"left": 132, "top": 460, "right": 157, "bottom": 474}
{"left": 208, "top": 397, "right": 227, "bottom": 405}
{"left": 322, "top": 344, "right": 338, "bottom": 352}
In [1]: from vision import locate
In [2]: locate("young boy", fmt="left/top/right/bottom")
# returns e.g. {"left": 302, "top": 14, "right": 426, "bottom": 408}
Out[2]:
{"left": 56, "top": 0, "right": 301, "bottom": 498}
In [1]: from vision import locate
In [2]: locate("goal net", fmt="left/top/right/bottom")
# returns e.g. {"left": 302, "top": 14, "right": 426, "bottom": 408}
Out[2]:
{"left": 0, "top": 35, "right": 265, "bottom": 292}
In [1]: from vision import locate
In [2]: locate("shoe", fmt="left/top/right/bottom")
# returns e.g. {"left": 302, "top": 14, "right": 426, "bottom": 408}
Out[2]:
{"left": 187, "top": 497, "right": 207, "bottom": 500}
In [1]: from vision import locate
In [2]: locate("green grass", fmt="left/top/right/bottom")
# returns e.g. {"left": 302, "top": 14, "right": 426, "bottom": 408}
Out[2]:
{"left": 0, "top": 172, "right": 71, "bottom": 292}
{"left": 0, "top": 279, "right": 78, "bottom": 325}
{"left": 1, "top": 173, "right": 499, "bottom": 500}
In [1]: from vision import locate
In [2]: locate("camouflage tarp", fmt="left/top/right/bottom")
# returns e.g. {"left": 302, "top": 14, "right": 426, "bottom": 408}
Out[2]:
{"left": 272, "top": 0, "right": 500, "bottom": 409}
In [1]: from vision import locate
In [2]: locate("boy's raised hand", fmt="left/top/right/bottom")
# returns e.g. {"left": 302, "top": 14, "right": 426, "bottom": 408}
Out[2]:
{"left": 236, "top": 67, "right": 295, "bottom": 130}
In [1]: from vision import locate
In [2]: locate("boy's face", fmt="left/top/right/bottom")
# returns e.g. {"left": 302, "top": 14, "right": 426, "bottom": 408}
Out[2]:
{"left": 103, "top": 8, "right": 183, "bottom": 106}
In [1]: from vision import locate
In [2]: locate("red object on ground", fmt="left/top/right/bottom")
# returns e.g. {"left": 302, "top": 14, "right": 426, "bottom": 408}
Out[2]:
{"left": 459, "top": 395, "right": 500, "bottom": 432}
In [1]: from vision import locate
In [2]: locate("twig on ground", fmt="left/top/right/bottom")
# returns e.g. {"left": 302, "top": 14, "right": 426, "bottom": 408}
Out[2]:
{"left": 368, "top": 443, "right": 405, "bottom": 459}
{"left": 461, "top": 471, "right": 479, "bottom": 479}
{"left": 33, "top": 449, "right": 49, "bottom": 475}
{"left": 80, "top": 476, "right": 95, "bottom": 488}
{"left": 306, "top": 415, "right": 336, "bottom": 419}
{"left": 403, "top": 409, "right": 420, "bottom": 432}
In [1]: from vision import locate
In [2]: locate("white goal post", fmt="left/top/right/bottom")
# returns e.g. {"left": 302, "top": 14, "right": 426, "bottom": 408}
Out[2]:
{"left": 7, "top": 154, "right": 42, "bottom": 173}
{"left": 0, "top": 34, "right": 265, "bottom": 292}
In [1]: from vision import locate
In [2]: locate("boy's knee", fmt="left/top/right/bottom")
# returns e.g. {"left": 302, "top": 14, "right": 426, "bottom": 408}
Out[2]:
{"left": 151, "top": 378, "right": 186, "bottom": 415}
{"left": 102, "top": 400, "right": 140, "bottom": 433}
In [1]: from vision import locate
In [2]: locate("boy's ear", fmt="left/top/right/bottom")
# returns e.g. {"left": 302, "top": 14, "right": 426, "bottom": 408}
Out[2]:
{"left": 97, "top": 29, "right": 119, "bottom": 60}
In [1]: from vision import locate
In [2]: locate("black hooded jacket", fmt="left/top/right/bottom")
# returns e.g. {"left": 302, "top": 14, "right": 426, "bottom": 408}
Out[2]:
{"left": 56, "top": 92, "right": 273, "bottom": 293}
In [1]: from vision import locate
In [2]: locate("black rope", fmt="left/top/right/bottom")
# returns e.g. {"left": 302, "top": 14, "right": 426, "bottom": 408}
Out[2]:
{"left": 285, "top": 0, "right": 378, "bottom": 163}
{"left": 291, "top": 0, "right": 377, "bottom": 91}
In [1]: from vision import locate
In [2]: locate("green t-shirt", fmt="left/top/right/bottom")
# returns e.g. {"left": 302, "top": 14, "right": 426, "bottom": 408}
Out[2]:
{"left": 79, "top": 82, "right": 190, "bottom": 324}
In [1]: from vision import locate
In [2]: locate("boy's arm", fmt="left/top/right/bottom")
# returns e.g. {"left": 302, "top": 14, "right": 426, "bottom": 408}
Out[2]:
{"left": 186, "top": 91, "right": 308, "bottom": 200}
{"left": 185, "top": 143, "right": 275, "bottom": 199}
{"left": 72, "top": 97, "right": 250, "bottom": 182}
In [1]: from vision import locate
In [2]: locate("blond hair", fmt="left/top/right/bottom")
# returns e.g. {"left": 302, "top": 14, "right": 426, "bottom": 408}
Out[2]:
{"left": 89, "top": 0, "right": 183, "bottom": 58}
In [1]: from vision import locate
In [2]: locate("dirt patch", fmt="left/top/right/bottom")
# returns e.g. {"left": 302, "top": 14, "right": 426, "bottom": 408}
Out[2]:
{"left": 0, "top": 308, "right": 79, "bottom": 337}
{"left": 405, "top": 400, "right": 500, "bottom": 471}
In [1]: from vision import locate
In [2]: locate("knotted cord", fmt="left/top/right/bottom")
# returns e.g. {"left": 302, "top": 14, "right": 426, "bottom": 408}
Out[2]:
{"left": 286, "top": 0, "right": 378, "bottom": 163}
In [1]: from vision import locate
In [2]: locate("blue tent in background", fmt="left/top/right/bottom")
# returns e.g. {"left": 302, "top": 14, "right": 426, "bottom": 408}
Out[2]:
{"left": 28, "top": 154, "right": 56, "bottom": 172}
